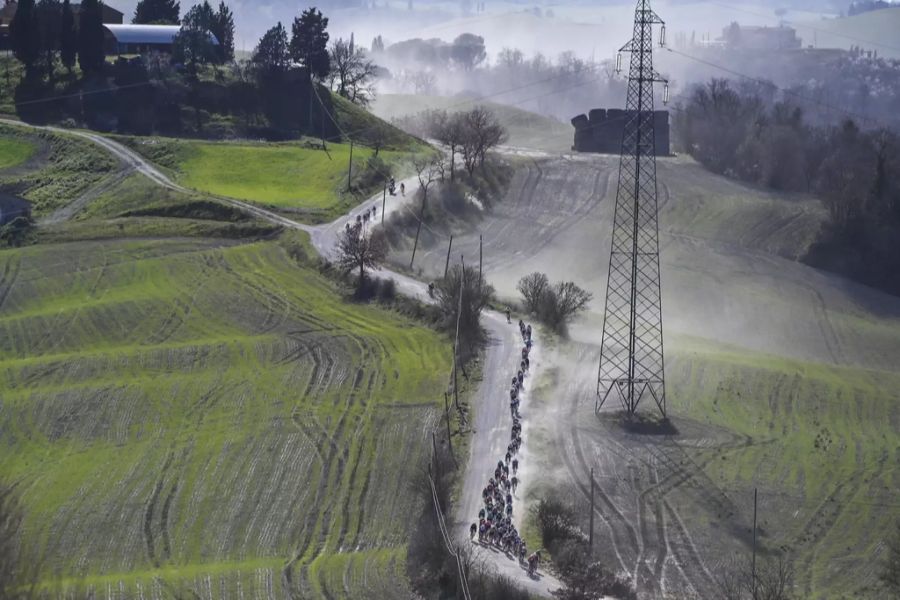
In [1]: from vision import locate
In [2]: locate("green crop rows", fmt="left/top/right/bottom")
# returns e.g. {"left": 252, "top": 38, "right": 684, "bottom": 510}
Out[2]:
{"left": 0, "top": 234, "right": 449, "bottom": 598}
{"left": 667, "top": 335, "right": 898, "bottom": 598}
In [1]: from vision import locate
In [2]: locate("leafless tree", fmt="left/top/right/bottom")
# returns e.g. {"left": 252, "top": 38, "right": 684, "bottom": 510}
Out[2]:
{"left": 329, "top": 37, "right": 378, "bottom": 106}
{"left": 715, "top": 555, "right": 797, "bottom": 600}
{"left": 516, "top": 272, "right": 550, "bottom": 314}
{"left": 409, "top": 155, "right": 443, "bottom": 269}
{"left": 335, "top": 222, "right": 387, "bottom": 293}
{"left": 410, "top": 69, "right": 437, "bottom": 95}
{"left": 461, "top": 106, "right": 506, "bottom": 175}
{"left": 434, "top": 264, "right": 494, "bottom": 352}
{"left": 429, "top": 110, "right": 466, "bottom": 183}
{"left": 517, "top": 273, "right": 592, "bottom": 333}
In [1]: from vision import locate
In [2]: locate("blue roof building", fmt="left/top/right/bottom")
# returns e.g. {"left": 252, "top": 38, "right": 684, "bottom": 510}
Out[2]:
{"left": 102, "top": 24, "right": 219, "bottom": 55}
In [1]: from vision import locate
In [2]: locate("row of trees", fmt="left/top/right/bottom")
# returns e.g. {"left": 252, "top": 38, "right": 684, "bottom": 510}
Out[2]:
{"left": 10, "top": 0, "right": 102, "bottom": 78}
{"left": 674, "top": 78, "right": 900, "bottom": 294}
{"left": 373, "top": 36, "right": 626, "bottom": 122}
{"left": 8, "top": 0, "right": 235, "bottom": 80}
{"left": 393, "top": 107, "right": 507, "bottom": 180}
{"left": 251, "top": 13, "right": 378, "bottom": 106}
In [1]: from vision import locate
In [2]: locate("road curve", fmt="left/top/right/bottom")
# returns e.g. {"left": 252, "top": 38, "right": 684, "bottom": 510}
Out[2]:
{"left": 1, "top": 118, "right": 560, "bottom": 597}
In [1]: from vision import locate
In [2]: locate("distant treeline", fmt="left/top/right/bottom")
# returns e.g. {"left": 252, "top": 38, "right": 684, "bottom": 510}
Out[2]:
{"left": 674, "top": 78, "right": 900, "bottom": 295}
{"left": 371, "top": 36, "right": 625, "bottom": 123}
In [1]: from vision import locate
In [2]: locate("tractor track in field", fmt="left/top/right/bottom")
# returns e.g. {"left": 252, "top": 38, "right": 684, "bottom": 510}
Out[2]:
{"left": 4, "top": 122, "right": 565, "bottom": 597}
{"left": 0, "top": 255, "right": 21, "bottom": 312}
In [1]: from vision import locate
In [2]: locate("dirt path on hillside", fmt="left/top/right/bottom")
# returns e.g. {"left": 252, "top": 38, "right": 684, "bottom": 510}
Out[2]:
{"left": 3, "top": 117, "right": 560, "bottom": 597}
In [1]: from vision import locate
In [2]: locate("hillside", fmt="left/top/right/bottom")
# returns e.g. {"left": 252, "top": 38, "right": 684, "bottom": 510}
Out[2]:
{"left": 371, "top": 93, "right": 573, "bottom": 153}
{"left": 119, "top": 135, "right": 424, "bottom": 223}
{"left": 380, "top": 151, "right": 900, "bottom": 598}
{"left": 0, "top": 232, "right": 450, "bottom": 597}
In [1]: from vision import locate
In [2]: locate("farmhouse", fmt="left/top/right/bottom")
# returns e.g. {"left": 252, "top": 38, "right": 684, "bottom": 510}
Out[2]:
{"left": 102, "top": 24, "right": 219, "bottom": 55}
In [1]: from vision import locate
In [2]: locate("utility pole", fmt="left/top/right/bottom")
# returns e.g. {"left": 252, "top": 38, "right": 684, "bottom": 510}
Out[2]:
{"left": 347, "top": 139, "right": 354, "bottom": 192}
{"left": 752, "top": 487, "right": 758, "bottom": 600}
{"left": 381, "top": 181, "right": 386, "bottom": 225}
{"left": 596, "top": 0, "right": 669, "bottom": 419}
{"left": 478, "top": 234, "right": 483, "bottom": 293}
{"left": 442, "top": 394, "right": 453, "bottom": 458}
{"left": 589, "top": 467, "right": 595, "bottom": 553}
{"left": 444, "top": 235, "right": 453, "bottom": 279}
{"left": 452, "top": 255, "right": 465, "bottom": 412}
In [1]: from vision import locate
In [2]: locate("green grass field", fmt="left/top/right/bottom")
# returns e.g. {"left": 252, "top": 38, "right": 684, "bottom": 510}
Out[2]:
{"left": 0, "top": 233, "right": 450, "bottom": 598}
{"left": 122, "top": 136, "right": 422, "bottom": 223}
{"left": 0, "top": 136, "right": 36, "bottom": 169}
{"left": 668, "top": 336, "right": 898, "bottom": 598}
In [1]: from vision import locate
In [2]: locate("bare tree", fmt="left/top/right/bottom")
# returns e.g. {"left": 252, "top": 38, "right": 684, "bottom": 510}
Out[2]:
{"left": 461, "top": 106, "right": 506, "bottom": 175}
{"left": 434, "top": 264, "right": 494, "bottom": 353}
{"left": 516, "top": 272, "right": 550, "bottom": 314}
{"left": 715, "top": 555, "right": 797, "bottom": 600}
{"left": 409, "top": 155, "right": 443, "bottom": 269}
{"left": 429, "top": 110, "right": 466, "bottom": 183}
{"left": 410, "top": 69, "right": 437, "bottom": 95}
{"left": 335, "top": 222, "right": 387, "bottom": 293}
{"left": 329, "top": 37, "right": 378, "bottom": 106}
{"left": 517, "top": 273, "right": 592, "bottom": 333}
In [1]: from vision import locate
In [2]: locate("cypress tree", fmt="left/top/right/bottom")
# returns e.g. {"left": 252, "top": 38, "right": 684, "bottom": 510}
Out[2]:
{"left": 210, "top": 1, "right": 234, "bottom": 62}
{"left": 132, "top": 0, "right": 180, "bottom": 25}
{"left": 9, "top": 0, "right": 41, "bottom": 77}
{"left": 60, "top": 0, "right": 77, "bottom": 74}
{"left": 77, "top": 0, "right": 105, "bottom": 75}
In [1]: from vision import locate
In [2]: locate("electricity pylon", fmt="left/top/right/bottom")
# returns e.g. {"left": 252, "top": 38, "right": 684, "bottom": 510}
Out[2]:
{"left": 596, "top": 0, "right": 669, "bottom": 418}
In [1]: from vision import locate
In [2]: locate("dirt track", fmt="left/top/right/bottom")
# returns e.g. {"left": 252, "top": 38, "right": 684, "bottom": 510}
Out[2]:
{"left": 12, "top": 117, "right": 897, "bottom": 598}
{"left": 386, "top": 152, "right": 900, "bottom": 598}
{"left": 0, "top": 119, "right": 557, "bottom": 596}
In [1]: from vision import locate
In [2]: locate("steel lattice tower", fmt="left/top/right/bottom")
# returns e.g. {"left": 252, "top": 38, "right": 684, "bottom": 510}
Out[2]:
{"left": 596, "top": 0, "right": 668, "bottom": 418}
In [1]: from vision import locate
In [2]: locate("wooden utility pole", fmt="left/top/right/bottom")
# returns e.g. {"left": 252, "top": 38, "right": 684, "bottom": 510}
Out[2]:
{"left": 589, "top": 467, "right": 595, "bottom": 553}
{"left": 347, "top": 139, "right": 354, "bottom": 192}
{"left": 444, "top": 235, "right": 453, "bottom": 279}
{"left": 452, "top": 256, "right": 465, "bottom": 412}
{"left": 381, "top": 182, "right": 386, "bottom": 225}
{"left": 443, "top": 392, "right": 453, "bottom": 457}
{"left": 478, "top": 234, "right": 483, "bottom": 292}
{"left": 752, "top": 487, "right": 758, "bottom": 600}
{"left": 432, "top": 430, "right": 438, "bottom": 471}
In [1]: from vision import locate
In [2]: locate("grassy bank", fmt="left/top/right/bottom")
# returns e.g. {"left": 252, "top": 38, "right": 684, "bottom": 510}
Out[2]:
{"left": 0, "top": 136, "right": 36, "bottom": 169}
{"left": 0, "top": 123, "right": 116, "bottom": 216}
{"left": 121, "top": 136, "right": 427, "bottom": 223}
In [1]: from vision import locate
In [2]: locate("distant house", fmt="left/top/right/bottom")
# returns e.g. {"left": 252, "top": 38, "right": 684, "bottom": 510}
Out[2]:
{"left": 102, "top": 24, "right": 219, "bottom": 55}
{"left": 720, "top": 22, "right": 801, "bottom": 51}
{"left": 0, "top": 192, "right": 31, "bottom": 226}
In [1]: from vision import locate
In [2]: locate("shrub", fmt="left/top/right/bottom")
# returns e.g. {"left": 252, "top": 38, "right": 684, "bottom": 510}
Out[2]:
{"left": 517, "top": 272, "right": 592, "bottom": 334}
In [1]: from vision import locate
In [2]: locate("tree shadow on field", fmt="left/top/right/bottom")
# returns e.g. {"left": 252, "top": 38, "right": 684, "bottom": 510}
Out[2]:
{"left": 598, "top": 410, "right": 680, "bottom": 436}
